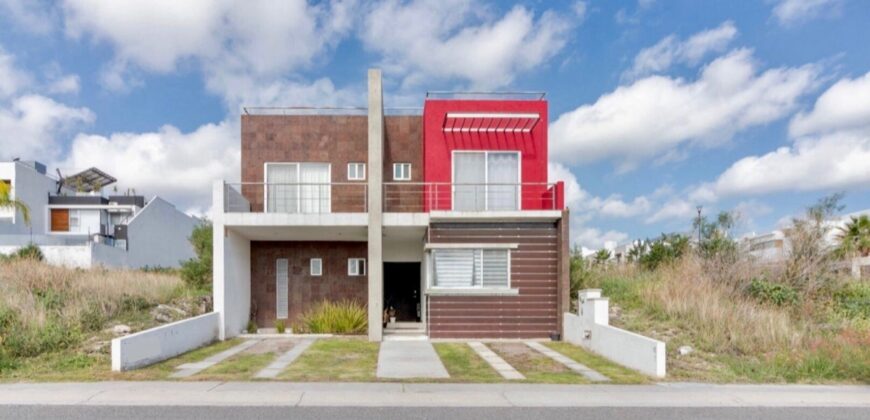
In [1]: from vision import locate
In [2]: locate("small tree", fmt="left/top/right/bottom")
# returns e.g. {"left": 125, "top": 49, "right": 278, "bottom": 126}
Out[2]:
{"left": 593, "top": 249, "right": 611, "bottom": 265}
{"left": 639, "top": 233, "right": 689, "bottom": 270}
{"left": 569, "top": 246, "right": 593, "bottom": 302}
{"left": 695, "top": 210, "right": 738, "bottom": 261}
{"left": 0, "top": 181, "right": 30, "bottom": 226}
{"left": 179, "top": 221, "right": 213, "bottom": 290}
{"left": 783, "top": 193, "right": 844, "bottom": 292}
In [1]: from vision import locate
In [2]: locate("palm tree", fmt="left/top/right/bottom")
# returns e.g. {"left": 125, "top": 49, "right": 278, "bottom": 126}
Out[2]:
{"left": 835, "top": 215, "right": 870, "bottom": 258}
{"left": 0, "top": 181, "right": 30, "bottom": 226}
{"left": 593, "top": 249, "right": 612, "bottom": 265}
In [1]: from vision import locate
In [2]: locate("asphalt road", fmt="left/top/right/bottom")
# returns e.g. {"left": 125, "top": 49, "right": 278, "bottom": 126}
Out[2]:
{"left": 1, "top": 406, "right": 868, "bottom": 420}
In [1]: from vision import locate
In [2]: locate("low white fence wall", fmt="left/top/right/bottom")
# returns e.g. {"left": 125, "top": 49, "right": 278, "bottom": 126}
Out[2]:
{"left": 112, "top": 312, "right": 220, "bottom": 371}
{"left": 564, "top": 289, "right": 666, "bottom": 378}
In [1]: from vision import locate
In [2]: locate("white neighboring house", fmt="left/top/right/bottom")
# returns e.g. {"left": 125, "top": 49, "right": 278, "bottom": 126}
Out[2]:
{"left": 0, "top": 160, "right": 198, "bottom": 269}
{"left": 740, "top": 209, "right": 870, "bottom": 277}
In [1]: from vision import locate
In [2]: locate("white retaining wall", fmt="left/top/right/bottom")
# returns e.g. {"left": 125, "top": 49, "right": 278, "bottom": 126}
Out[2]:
{"left": 111, "top": 312, "right": 220, "bottom": 371}
{"left": 563, "top": 289, "right": 666, "bottom": 378}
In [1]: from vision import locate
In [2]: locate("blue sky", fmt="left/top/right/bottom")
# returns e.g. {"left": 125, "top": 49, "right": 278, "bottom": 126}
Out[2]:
{"left": 1, "top": 0, "right": 869, "bottom": 249}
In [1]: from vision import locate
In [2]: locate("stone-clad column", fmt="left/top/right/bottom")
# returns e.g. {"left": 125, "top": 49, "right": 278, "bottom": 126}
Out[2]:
{"left": 367, "top": 69, "right": 384, "bottom": 341}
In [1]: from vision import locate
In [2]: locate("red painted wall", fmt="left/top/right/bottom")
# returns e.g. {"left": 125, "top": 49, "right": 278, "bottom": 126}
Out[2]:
{"left": 422, "top": 99, "right": 562, "bottom": 210}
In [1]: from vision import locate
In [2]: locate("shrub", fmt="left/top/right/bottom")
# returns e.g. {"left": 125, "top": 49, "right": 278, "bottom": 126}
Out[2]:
{"left": 246, "top": 320, "right": 258, "bottom": 334}
{"left": 639, "top": 234, "right": 689, "bottom": 271}
{"left": 3, "top": 243, "right": 44, "bottom": 261}
{"left": 834, "top": 282, "right": 870, "bottom": 320}
{"left": 179, "top": 222, "right": 212, "bottom": 290}
{"left": 747, "top": 278, "right": 800, "bottom": 307}
{"left": 275, "top": 319, "right": 286, "bottom": 334}
{"left": 297, "top": 300, "right": 367, "bottom": 334}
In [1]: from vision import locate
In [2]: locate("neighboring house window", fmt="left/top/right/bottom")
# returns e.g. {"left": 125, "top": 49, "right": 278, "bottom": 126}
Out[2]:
{"left": 348, "top": 258, "right": 366, "bottom": 276}
{"left": 347, "top": 163, "right": 366, "bottom": 181}
{"left": 265, "top": 162, "right": 330, "bottom": 213}
{"left": 432, "top": 249, "right": 510, "bottom": 289}
{"left": 310, "top": 258, "right": 323, "bottom": 276}
{"left": 453, "top": 151, "right": 520, "bottom": 211}
{"left": 393, "top": 163, "right": 411, "bottom": 181}
{"left": 276, "top": 259, "right": 289, "bottom": 319}
{"left": 69, "top": 210, "right": 81, "bottom": 230}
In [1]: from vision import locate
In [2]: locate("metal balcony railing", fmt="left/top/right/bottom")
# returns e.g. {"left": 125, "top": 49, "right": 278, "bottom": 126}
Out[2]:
{"left": 383, "top": 182, "right": 560, "bottom": 213}
{"left": 223, "top": 182, "right": 367, "bottom": 213}
{"left": 222, "top": 182, "right": 561, "bottom": 214}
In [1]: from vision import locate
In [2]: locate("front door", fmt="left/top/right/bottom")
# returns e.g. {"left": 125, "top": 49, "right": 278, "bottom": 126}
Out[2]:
{"left": 383, "top": 262, "right": 421, "bottom": 322}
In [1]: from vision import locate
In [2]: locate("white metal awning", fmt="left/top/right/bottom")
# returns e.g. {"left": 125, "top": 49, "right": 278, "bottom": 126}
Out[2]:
{"left": 442, "top": 112, "right": 540, "bottom": 133}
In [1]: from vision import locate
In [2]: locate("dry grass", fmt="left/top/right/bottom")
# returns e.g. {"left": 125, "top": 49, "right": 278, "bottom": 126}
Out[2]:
{"left": 0, "top": 259, "right": 181, "bottom": 329}
{"left": 643, "top": 258, "right": 803, "bottom": 355}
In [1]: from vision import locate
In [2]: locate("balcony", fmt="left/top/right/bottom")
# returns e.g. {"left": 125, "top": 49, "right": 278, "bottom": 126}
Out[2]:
{"left": 223, "top": 182, "right": 563, "bottom": 214}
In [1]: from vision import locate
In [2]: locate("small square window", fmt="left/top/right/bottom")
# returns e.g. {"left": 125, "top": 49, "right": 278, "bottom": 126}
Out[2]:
{"left": 347, "top": 163, "right": 366, "bottom": 181}
{"left": 348, "top": 258, "right": 366, "bottom": 276}
{"left": 393, "top": 163, "right": 411, "bottom": 181}
{"left": 310, "top": 258, "right": 323, "bottom": 276}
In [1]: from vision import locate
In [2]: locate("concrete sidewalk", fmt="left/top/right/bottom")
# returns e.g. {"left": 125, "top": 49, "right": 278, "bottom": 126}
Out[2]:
{"left": 0, "top": 382, "right": 868, "bottom": 407}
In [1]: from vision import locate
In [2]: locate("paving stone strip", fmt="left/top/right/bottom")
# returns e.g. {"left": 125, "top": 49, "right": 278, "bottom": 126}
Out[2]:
{"left": 524, "top": 341, "right": 610, "bottom": 382}
{"left": 377, "top": 341, "right": 450, "bottom": 379}
{"left": 254, "top": 338, "right": 316, "bottom": 379}
{"left": 467, "top": 342, "right": 525, "bottom": 380}
{"left": 170, "top": 339, "right": 261, "bottom": 378}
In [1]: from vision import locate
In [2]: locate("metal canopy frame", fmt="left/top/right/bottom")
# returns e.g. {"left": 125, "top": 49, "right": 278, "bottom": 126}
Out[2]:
{"left": 62, "top": 167, "right": 117, "bottom": 192}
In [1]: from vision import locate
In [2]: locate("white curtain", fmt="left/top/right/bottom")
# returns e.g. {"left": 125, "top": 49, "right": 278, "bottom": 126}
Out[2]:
{"left": 267, "top": 164, "right": 298, "bottom": 213}
{"left": 453, "top": 153, "right": 486, "bottom": 211}
{"left": 481, "top": 250, "right": 509, "bottom": 287}
{"left": 300, "top": 163, "right": 330, "bottom": 213}
{"left": 433, "top": 249, "right": 475, "bottom": 288}
{"left": 487, "top": 152, "right": 519, "bottom": 211}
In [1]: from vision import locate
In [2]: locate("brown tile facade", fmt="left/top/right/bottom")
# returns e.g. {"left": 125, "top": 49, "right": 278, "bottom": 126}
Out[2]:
{"left": 240, "top": 114, "right": 423, "bottom": 212}
{"left": 250, "top": 241, "right": 368, "bottom": 328}
{"left": 426, "top": 222, "right": 562, "bottom": 339}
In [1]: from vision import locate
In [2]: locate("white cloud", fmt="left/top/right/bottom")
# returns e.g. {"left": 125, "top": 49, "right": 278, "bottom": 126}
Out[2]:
{"left": 572, "top": 1, "right": 588, "bottom": 21}
{"left": 693, "top": 72, "right": 870, "bottom": 200}
{"left": 574, "top": 226, "right": 629, "bottom": 250}
{"left": 0, "top": 46, "right": 31, "bottom": 98}
{"left": 646, "top": 198, "right": 695, "bottom": 224}
{"left": 790, "top": 72, "right": 870, "bottom": 137}
{"left": 0, "top": 94, "right": 94, "bottom": 160}
{"left": 706, "top": 131, "right": 870, "bottom": 196}
{"left": 361, "top": 0, "right": 572, "bottom": 89}
{"left": 62, "top": 0, "right": 356, "bottom": 95}
{"left": 625, "top": 21, "right": 737, "bottom": 79}
{"left": 550, "top": 49, "right": 819, "bottom": 171}
{"left": 0, "top": 0, "right": 56, "bottom": 35}
{"left": 771, "top": 0, "right": 843, "bottom": 26}
{"left": 46, "top": 74, "right": 80, "bottom": 95}
{"left": 57, "top": 122, "right": 239, "bottom": 214}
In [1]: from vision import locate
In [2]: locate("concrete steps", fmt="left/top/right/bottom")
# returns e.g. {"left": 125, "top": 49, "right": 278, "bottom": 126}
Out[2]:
{"left": 384, "top": 322, "right": 427, "bottom": 341}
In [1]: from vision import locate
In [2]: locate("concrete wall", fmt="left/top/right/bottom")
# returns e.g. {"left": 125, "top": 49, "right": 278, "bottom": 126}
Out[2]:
{"left": 125, "top": 197, "right": 197, "bottom": 268}
{"left": 213, "top": 183, "right": 252, "bottom": 340}
{"left": 111, "top": 312, "right": 220, "bottom": 371}
{"left": 563, "top": 289, "right": 666, "bottom": 378}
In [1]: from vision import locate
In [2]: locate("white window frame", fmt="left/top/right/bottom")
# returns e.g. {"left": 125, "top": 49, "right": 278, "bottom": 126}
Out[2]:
{"left": 263, "top": 162, "right": 332, "bottom": 213}
{"left": 348, "top": 258, "right": 366, "bottom": 276}
{"left": 347, "top": 162, "right": 366, "bottom": 181}
{"left": 68, "top": 209, "right": 81, "bottom": 230}
{"left": 430, "top": 248, "right": 511, "bottom": 289}
{"left": 451, "top": 150, "right": 522, "bottom": 211}
{"left": 392, "top": 163, "right": 412, "bottom": 181}
{"left": 310, "top": 258, "right": 323, "bottom": 276}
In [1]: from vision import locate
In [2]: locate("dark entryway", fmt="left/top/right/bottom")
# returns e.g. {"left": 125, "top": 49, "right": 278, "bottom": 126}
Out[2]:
{"left": 383, "top": 262, "right": 421, "bottom": 322}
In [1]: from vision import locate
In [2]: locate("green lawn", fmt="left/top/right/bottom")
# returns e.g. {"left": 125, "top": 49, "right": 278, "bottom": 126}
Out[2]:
{"left": 196, "top": 353, "right": 275, "bottom": 381}
{"left": 279, "top": 338, "right": 379, "bottom": 382}
{"left": 433, "top": 343, "right": 502, "bottom": 382}
{"left": 545, "top": 342, "right": 649, "bottom": 384}
{"left": 488, "top": 342, "right": 590, "bottom": 384}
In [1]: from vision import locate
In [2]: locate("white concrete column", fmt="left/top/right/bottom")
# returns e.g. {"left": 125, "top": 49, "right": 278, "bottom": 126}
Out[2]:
{"left": 367, "top": 69, "right": 385, "bottom": 341}
{"left": 579, "top": 289, "right": 609, "bottom": 326}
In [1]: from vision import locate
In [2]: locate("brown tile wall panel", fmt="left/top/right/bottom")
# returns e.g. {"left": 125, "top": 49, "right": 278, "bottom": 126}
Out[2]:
{"left": 250, "top": 241, "right": 368, "bottom": 328}
{"left": 240, "top": 114, "right": 422, "bottom": 212}
{"left": 241, "top": 115, "right": 368, "bottom": 212}
{"left": 426, "top": 222, "right": 565, "bottom": 339}
{"left": 384, "top": 116, "right": 424, "bottom": 212}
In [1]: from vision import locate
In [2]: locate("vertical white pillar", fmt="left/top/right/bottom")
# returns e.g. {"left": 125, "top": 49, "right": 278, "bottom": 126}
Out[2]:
{"left": 367, "top": 69, "right": 385, "bottom": 341}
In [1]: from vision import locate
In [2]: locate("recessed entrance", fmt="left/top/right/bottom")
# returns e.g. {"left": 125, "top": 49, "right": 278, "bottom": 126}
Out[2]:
{"left": 383, "top": 262, "right": 421, "bottom": 322}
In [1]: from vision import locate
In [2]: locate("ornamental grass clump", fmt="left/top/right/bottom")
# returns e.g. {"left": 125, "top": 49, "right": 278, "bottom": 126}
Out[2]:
{"left": 297, "top": 300, "right": 367, "bottom": 334}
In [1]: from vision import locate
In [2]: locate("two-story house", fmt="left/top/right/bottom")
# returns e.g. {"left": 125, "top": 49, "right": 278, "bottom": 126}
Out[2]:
{"left": 0, "top": 160, "right": 198, "bottom": 268}
{"left": 213, "top": 70, "right": 569, "bottom": 341}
